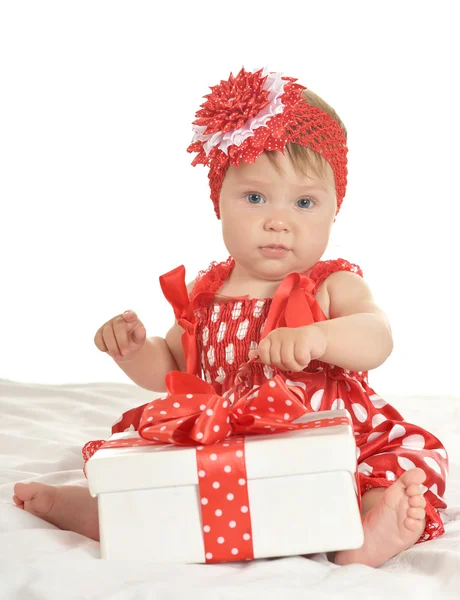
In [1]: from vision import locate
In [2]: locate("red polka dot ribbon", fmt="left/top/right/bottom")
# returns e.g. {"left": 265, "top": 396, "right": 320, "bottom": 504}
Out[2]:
{"left": 196, "top": 436, "right": 253, "bottom": 563}
{"left": 105, "top": 371, "right": 351, "bottom": 447}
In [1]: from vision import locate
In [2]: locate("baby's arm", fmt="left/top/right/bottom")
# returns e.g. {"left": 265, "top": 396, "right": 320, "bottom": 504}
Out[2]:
{"left": 116, "top": 335, "right": 180, "bottom": 392}
{"left": 115, "top": 280, "right": 194, "bottom": 392}
{"left": 312, "top": 271, "right": 393, "bottom": 371}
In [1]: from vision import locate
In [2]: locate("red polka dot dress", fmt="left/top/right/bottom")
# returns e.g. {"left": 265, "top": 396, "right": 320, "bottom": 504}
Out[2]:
{"left": 82, "top": 256, "right": 448, "bottom": 544}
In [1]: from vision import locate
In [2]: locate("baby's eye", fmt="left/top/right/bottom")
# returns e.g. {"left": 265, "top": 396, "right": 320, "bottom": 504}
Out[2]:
{"left": 246, "top": 193, "right": 265, "bottom": 204}
{"left": 296, "top": 198, "right": 314, "bottom": 209}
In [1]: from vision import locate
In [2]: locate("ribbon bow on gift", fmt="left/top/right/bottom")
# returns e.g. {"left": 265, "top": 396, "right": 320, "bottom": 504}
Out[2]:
{"left": 105, "top": 370, "right": 351, "bottom": 450}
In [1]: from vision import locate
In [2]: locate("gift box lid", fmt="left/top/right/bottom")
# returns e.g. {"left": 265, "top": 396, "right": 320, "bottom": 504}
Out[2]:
{"left": 86, "top": 409, "right": 357, "bottom": 496}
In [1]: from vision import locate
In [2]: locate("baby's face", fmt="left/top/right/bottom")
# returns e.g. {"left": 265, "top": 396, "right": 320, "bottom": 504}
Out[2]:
{"left": 219, "top": 151, "right": 337, "bottom": 281}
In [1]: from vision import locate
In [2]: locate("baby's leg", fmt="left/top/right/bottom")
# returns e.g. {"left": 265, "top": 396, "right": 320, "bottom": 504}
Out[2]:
{"left": 13, "top": 482, "right": 99, "bottom": 541}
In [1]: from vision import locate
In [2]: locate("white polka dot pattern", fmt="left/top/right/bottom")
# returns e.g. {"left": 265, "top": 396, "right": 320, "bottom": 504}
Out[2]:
{"left": 217, "top": 322, "right": 227, "bottom": 343}
{"left": 369, "top": 394, "right": 387, "bottom": 408}
{"left": 402, "top": 434, "right": 426, "bottom": 450}
{"left": 207, "top": 346, "right": 215, "bottom": 367}
{"left": 424, "top": 456, "right": 442, "bottom": 475}
{"left": 211, "top": 305, "right": 221, "bottom": 323}
{"left": 367, "top": 431, "right": 384, "bottom": 443}
{"left": 397, "top": 456, "right": 417, "bottom": 471}
{"left": 253, "top": 300, "right": 265, "bottom": 318}
{"left": 310, "top": 389, "right": 324, "bottom": 411}
{"left": 216, "top": 367, "right": 226, "bottom": 384}
{"left": 351, "top": 403, "right": 368, "bottom": 423}
{"left": 225, "top": 344, "right": 235, "bottom": 365}
{"left": 231, "top": 302, "right": 242, "bottom": 320}
{"left": 263, "top": 365, "right": 274, "bottom": 379}
{"left": 236, "top": 319, "right": 249, "bottom": 340}
{"left": 285, "top": 379, "right": 307, "bottom": 391}
{"left": 388, "top": 424, "right": 406, "bottom": 443}
{"left": 331, "top": 398, "right": 345, "bottom": 411}
{"left": 371, "top": 413, "right": 387, "bottom": 428}
{"left": 358, "top": 462, "right": 373, "bottom": 475}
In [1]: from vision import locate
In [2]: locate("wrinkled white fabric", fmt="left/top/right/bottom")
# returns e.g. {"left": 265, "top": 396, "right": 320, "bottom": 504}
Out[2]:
{"left": 1, "top": 378, "right": 459, "bottom": 600}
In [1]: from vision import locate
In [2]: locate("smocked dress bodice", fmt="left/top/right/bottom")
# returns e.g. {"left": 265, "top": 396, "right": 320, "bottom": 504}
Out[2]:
{"left": 188, "top": 257, "right": 366, "bottom": 397}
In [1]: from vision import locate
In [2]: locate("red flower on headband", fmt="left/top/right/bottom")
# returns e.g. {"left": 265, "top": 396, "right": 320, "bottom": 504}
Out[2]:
{"left": 193, "top": 68, "right": 271, "bottom": 136}
{"left": 188, "top": 67, "right": 302, "bottom": 166}
{"left": 187, "top": 66, "right": 349, "bottom": 219}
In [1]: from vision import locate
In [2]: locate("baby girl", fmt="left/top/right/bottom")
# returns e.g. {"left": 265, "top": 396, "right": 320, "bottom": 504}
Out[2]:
{"left": 13, "top": 66, "right": 448, "bottom": 567}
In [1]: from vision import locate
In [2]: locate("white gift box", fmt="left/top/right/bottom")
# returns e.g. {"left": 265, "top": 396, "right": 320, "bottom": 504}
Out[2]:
{"left": 86, "top": 409, "right": 364, "bottom": 563}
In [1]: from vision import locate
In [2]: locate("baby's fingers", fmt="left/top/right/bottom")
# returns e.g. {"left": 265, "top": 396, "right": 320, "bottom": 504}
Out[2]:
{"left": 267, "top": 339, "right": 282, "bottom": 369}
{"left": 131, "top": 322, "right": 147, "bottom": 346}
{"left": 94, "top": 328, "right": 108, "bottom": 353}
{"left": 113, "top": 316, "right": 131, "bottom": 357}
{"left": 102, "top": 325, "right": 122, "bottom": 360}
{"left": 114, "top": 317, "right": 146, "bottom": 358}
{"left": 294, "top": 342, "right": 311, "bottom": 370}
{"left": 257, "top": 338, "right": 272, "bottom": 366}
{"left": 122, "top": 311, "right": 145, "bottom": 345}
{"left": 281, "top": 341, "right": 307, "bottom": 372}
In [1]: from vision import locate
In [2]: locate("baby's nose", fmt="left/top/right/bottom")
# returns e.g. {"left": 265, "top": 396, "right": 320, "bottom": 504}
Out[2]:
{"left": 264, "top": 217, "right": 290, "bottom": 232}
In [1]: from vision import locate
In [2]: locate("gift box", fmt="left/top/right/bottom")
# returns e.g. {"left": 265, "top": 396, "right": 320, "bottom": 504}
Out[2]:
{"left": 86, "top": 405, "right": 364, "bottom": 563}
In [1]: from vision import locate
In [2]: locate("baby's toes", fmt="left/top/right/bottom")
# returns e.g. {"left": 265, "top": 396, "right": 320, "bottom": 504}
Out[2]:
{"left": 408, "top": 494, "right": 426, "bottom": 508}
{"left": 399, "top": 468, "right": 426, "bottom": 491}
{"left": 405, "top": 516, "right": 425, "bottom": 532}
{"left": 407, "top": 506, "right": 426, "bottom": 520}
{"left": 406, "top": 483, "right": 424, "bottom": 498}
{"left": 13, "top": 482, "right": 55, "bottom": 516}
{"left": 14, "top": 482, "right": 36, "bottom": 502}
{"left": 407, "top": 467, "right": 427, "bottom": 485}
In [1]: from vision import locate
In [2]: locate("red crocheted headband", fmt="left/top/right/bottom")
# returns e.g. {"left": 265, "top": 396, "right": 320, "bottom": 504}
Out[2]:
{"left": 187, "top": 67, "right": 348, "bottom": 219}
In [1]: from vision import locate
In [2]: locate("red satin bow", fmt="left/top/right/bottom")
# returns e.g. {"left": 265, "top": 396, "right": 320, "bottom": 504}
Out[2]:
{"left": 159, "top": 266, "right": 203, "bottom": 376}
{"left": 105, "top": 370, "right": 351, "bottom": 450}
{"left": 261, "top": 271, "right": 327, "bottom": 338}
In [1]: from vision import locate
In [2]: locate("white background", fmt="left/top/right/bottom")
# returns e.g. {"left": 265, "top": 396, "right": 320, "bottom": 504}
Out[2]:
{"left": 1, "top": 0, "right": 458, "bottom": 395}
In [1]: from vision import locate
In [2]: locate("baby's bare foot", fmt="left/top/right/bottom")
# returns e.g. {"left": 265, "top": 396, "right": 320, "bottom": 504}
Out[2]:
{"left": 13, "top": 482, "right": 58, "bottom": 521}
{"left": 13, "top": 481, "right": 100, "bottom": 541}
{"left": 335, "top": 468, "right": 427, "bottom": 568}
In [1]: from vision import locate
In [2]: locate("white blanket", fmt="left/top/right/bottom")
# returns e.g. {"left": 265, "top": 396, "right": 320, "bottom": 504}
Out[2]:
{"left": 1, "top": 378, "right": 460, "bottom": 599}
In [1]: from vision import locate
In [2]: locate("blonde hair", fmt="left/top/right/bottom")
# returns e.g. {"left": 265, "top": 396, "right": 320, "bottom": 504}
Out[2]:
{"left": 265, "top": 89, "right": 347, "bottom": 181}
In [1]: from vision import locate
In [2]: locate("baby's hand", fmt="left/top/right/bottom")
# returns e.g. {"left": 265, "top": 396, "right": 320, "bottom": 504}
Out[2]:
{"left": 249, "top": 326, "right": 328, "bottom": 372}
{"left": 94, "top": 310, "right": 147, "bottom": 362}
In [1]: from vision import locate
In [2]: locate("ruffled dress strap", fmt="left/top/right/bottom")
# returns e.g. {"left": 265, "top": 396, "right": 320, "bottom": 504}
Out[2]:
{"left": 160, "top": 258, "right": 238, "bottom": 376}
{"left": 189, "top": 256, "right": 235, "bottom": 307}
{"left": 306, "top": 258, "right": 364, "bottom": 294}
{"left": 159, "top": 265, "right": 203, "bottom": 376}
